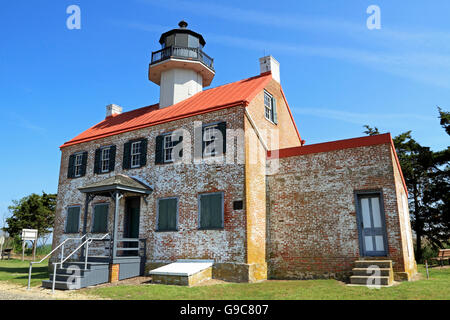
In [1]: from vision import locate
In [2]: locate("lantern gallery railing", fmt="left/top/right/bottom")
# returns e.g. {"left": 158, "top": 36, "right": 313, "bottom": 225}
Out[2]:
{"left": 151, "top": 46, "right": 214, "bottom": 70}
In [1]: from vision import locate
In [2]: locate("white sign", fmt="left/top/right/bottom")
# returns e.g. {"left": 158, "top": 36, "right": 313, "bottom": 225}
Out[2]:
{"left": 0, "top": 236, "right": 4, "bottom": 245}
{"left": 21, "top": 229, "right": 38, "bottom": 241}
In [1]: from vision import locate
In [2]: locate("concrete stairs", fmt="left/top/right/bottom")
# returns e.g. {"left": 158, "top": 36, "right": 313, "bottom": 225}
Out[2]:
{"left": 350, "top": 260, "right": 394, "bottom": 286}
{"left": 42, "top": 257, "right": 110, "bottom": 290}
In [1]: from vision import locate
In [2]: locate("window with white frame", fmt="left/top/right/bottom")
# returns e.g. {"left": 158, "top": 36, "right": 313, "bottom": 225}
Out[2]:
{"left": 203, "top": 125, "right": 219, "bottom": 157}
{"left": 101, "top": 147, "right": 110, "bottom": 173}
{"left": 74, "top": 154, "right": 83, "bottom": 177}
{"left": 131, "top": 141, "right": 141, "bottom": 168}
{"left": 163, "top": 134, "right": 175, "bottom": 163}
{"left": 264, "top": 91, "right": 273, "bottom": 121}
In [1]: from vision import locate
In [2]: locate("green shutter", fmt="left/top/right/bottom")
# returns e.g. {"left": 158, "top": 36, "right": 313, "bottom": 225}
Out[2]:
{"left": 67, "top": 155, "right": 75, "bottom": 178}
{"left": 80, "top": 152, "right": 88, "bottom": 177}
{"left": 155, "top": 135, "right": 164, "bottom": 164}
{"left": 93, "top": 204, "right": 108, "bottom": 233}
{"left": 140, "top": 139, "right": 148, "bottom": 167}
{"left": 123, "top": 142, "right": 131, "bottom": 169}
{"left": 272, "top": 97, "right": 278, "bottom": 124}
{"left": 217, "top": 122, "right": 227, "bottom": 154}
{"left": 94, "top": 149, "right": 101, "bottom": 174}
{"left": 200, "top": 193, "right": 223, "bottom": 229}
{"left": 109, "top": 145, "right": 116, "bottom": 172}
{"left": 158, "top": 198, "right": 177, "bottom": 231}
{"left": 65, "top": 207, "right": 80, "bottom": 233}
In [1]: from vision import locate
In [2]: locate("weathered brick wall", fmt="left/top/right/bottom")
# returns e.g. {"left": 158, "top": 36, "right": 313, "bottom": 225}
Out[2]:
{"left": 266, "top": 143, "right": 409, "bottom": 280}
{"left": 52, "top": 106, "right": 248, "bottom": 267}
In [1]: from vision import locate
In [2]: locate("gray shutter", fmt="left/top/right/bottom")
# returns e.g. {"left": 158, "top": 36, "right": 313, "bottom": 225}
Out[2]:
{"left": 158, "top": 199, "right": 168, "bottom": 231}
{"left": 155, "top": 135, "right": 164, "bottom": 164}
{"left": 175, "top": 134, "right": 183, "bottom": 160}
{"left": 200, "top": 193, "right": 223, "bottom": 229}
{"left": 158, "top": 199, "right": 177, "bottom": 231}
{"left": 109, "top": 145, "right": 116, "bottom": 172}
{"left": 94, "top": 149, "right": 101, "bottom": 174}
{"left": 123, "top": 142, "right": 131, "bottom": 169}
{"left": 272, "top": 97, "right": 278, "bottom": 124}
{"left": 67, "top": 155, "right": 75, "bottom": 178}
{"left": 140, "top": 139, "right": 148, "bottom": 167}
{"left": 217, "top": 122, "right": 227, "bottom": 154}
{"left": 167, "top": 199, "right": 177, "bottom": 230}
{"left": 93, "top": 205, "right": 108, "bottom": 233}
{"left": 66, "top": 207, "right": 80, "bottom": 233}
{"left": 80, "top": 152, "right": 88, "bottom": 177}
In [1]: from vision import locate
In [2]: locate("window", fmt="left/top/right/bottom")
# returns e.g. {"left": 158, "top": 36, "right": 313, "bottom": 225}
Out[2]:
{"left": 163, "top": 135, "right": 175, "bottom": 163}
{"left": 101, "top": 147, "right": 110, "bottom": 173}
{"left": 92, "top": 204, "right": 108, "bottom": 233}
{"left": 264, "top": 91, "right": 278, "bottom": 124}
{"left": 203, "top": 125, "right": 219, "bottom": 157}
{"left": 68, "top": 151, "right": 87, "bottom": 178}
{"left": 131, "top": 141, "right": 141, "bottom": 168}
{"left": 199, "top": 192, "right": 224, "bottom": 229}
{"left": 157, "top": 198, "right": 178, "bottom": 231}
{"left": 65, "top": 206, "right": 80, "bottom": 233}
{"left": 74, "top": 154, "right": 83, "bottom": 177}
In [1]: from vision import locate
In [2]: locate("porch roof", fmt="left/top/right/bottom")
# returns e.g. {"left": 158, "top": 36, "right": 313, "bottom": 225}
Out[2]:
{"left": 78, "top": 174, "right": 153, "bottom": 196}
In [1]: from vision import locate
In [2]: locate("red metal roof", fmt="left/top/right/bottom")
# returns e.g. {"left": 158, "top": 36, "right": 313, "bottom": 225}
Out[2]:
{"left": 61, "top": 72, "right": 274, "bottom": 148}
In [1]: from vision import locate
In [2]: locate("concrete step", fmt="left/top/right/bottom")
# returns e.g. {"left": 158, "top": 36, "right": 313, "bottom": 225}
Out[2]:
{"left": 354, "top": 260, "right": 392, "bottom": 269}
{"left": 42, "top": 280, "right": 84, "bottom": 290}
{"left": 350, "top": 276, "right": 391, "bottom": 286}
{"left": 352, "top": 268, "right": 392, "bottom": 277}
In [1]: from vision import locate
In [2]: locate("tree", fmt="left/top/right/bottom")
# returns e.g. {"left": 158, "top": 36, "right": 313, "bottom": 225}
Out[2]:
{"left": 363, "top": 108, "right": 450, "bottom": 262}
{"left": 3, "top": 192, "right": 56, "bottom": 253}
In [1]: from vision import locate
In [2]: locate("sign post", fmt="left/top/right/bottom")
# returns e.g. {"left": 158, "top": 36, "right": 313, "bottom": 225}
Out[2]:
{"left": 0, "top": 236, "right": 4, "bottom": 260}
{"left": 21, "top": 229, "right": 38, "bottom": 261}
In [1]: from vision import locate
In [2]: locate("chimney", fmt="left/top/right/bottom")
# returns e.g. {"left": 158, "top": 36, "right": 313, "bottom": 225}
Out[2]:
{"left": 259, "top": 55, "right": 280, "bottom": 84}
{"left": 106, "top": 104, "right": 122, "bottom": 118}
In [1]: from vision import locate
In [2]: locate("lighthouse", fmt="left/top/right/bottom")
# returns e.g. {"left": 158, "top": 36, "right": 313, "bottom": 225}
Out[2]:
{"left": 148, "top": 21, "right": 215, "bottom": 108}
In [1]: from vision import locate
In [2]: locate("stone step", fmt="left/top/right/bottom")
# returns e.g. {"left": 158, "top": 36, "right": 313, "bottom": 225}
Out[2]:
{"left": 354, "top": 260, "right": 392, "bottom": 269}
{"left": 350, "top": 276, "right": 391, "bottom": 286}
{"left": 352, "top": 268, "right": 392, "bottom": 277}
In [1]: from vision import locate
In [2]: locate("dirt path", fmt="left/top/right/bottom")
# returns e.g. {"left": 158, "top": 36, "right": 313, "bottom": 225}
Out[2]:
{"left": 0, "top": 282, "right": 105, "bottom": 300}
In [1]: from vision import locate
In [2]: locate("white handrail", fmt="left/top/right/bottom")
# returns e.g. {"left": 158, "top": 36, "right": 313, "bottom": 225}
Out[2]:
{"left": 50, "top": 233, "right": 109, "bottom": 293}
{"left": 27, "top": 235, "right": 87, "bottom": 290}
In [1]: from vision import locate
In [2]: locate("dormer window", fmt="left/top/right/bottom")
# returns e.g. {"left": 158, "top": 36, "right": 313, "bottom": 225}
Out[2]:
{"left": 264, "top": 91, "right": 278, "bottom": 124}
{"left": 131, "top": 141, "right": 142, "bottom": 168}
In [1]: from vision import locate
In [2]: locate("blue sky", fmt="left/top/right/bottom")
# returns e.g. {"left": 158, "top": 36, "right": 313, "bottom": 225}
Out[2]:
{"left": 1, "top": 0, "right": 449, "bottom": 225}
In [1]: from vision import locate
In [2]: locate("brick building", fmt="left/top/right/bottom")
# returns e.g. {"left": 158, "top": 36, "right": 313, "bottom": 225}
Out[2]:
{"left": 48, "top": 21, "right": 416, "bottom": 288}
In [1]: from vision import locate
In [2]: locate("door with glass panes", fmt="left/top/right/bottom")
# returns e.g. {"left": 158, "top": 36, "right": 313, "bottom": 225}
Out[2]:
{"left": 356, "top": 192, "right": 388, "bottom": 257}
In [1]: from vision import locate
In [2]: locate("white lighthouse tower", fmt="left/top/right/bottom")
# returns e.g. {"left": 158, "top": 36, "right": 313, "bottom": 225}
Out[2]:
{"left": 148, "top": 21, "right": 215, "bottom": 108}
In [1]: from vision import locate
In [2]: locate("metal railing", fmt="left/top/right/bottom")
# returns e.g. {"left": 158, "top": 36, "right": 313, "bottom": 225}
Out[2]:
{"left": 151, "top": 45, "right": 214, "bottom": 70}
{"left": 49, "top": 233, "right": 109, "bottom": 293}
{"left": 114, "top": 238, "right": 147, "bottom": 258}
{"left": 27, "top": 235, "right": 87, "bottom": 290}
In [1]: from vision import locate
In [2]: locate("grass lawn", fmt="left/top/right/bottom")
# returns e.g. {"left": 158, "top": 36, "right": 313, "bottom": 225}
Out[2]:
{"left": 0, "top": 258, "right": 49, "bottom": 287}
{"left": 0, "top": 259, "right": 448, "bottom": 300}
{"left": 84, "top": 265, "right": 450, "bottom": 300}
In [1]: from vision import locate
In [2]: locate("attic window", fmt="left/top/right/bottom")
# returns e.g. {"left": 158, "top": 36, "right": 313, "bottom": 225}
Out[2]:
{"left": 264, "top": 91, "right": 278, "bottom": 124}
